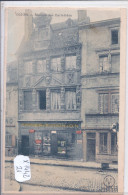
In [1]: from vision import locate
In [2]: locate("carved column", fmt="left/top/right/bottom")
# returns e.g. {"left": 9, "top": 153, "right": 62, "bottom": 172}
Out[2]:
{"left": 76, "top": 86, "right": 81, "bottom": 110}
{"left": 32, "top": 89, "right": 37, "bottom": 111}
{"left": 61, "top": 87, "right": 65, "bottom": 111}
{"left": 19, "top": 90, "right": 24, "bottom": 111}
{"left": 46, "top": 88, "right": 50, "bottom": 110}
{"left": 46, "top": 58, "right": 50, "bottom": 72}
{"left": 61, "top": 56, "right": 65, "bottom": 72}
{"left": 76, "top": 49, "right": 81, "bottom": 69}
{"left": 32, "top": 60, "right": 37, "bottom": 74}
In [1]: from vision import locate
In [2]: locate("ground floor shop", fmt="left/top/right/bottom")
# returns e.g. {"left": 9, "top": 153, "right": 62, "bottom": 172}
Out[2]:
{"left": 18, "top": 121, "right": 83, "bottom": 160}
{"left": 82, "top": 130, "right": 118, "bottom": 163}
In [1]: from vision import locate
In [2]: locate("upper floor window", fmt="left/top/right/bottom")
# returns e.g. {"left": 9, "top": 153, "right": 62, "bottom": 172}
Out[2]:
{"left": 51, "top": 57, "right": 61, "bottom": 72}
{"left": 37, "top": 59, "right": 46, "bottom": 73}
{"left": 66, "top": 55, "right": 76, "bottom": 70}
{"left": 99, "top": 91, "right": 119, "bottom": 114}
{"left": 51, "top": 90, "right": 61, "bottom": 110}
{"left": 39, "top": 90, "right": 46, "bottom": 110}
{"left": 65, "top": 88, "right": 76, "bottom": 110}
{"left": 24, "top": 91, "right": 32, "bottom": 110}
{"left": 99, "top": 55, "right": 110, "bottom": 72}
{"left": 111, "top": 29, "right": 119, "bottom": 45}
{"left": 24, "top": 61, "right": 33, "bottom": 74}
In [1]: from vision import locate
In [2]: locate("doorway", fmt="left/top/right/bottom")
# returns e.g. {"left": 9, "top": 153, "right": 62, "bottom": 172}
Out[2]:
{"left": 21, "top": 135, "right": 29, "bottom": 156}
{"left": 87, "top": 133, "right": 96, "bottom": 161}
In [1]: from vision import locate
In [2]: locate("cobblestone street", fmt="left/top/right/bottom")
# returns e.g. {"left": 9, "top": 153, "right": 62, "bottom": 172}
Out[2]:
{"left": 5, "top": 161, "right": 118, "bottom": 192}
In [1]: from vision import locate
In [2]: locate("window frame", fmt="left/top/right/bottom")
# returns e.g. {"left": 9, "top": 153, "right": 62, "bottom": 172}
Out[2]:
{"left": 24, "top": 90, "right": 33, "bottom": 111}
{"left": 51, "top": 89, "right": 61, "bottom": 111}
{"left": 38, "top": 90, "right": 46, "bottom": 110}
{"left": 50, "top": 56, "right": 62, "bottom": 72}
{"left": 36, "top": 59, "right": 46, "bottom": 73}
{"left": 99, "top": 132, "right": 108, "bottom": 154}
{"left": 24, "top": 60, "right": 33, "bottom": 75}
{"left": 65, "top": 54, "right": 77, "bottom": 70}
{"left": 65, "top": 88, "right": 77, "bottom": 111}
{"left": 98, "top": 90, "right": 119, "bottom": 114}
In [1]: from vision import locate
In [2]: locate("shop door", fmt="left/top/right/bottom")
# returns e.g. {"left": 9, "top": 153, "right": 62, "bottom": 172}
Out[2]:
{"left": 21, "top": 135, "right": 29, "bottom": 156}
{"left": 87, "top": 138, "right": 96, "bottom": 161}
{"left": 51, "top": 133, "right": 57, "bottom": 155}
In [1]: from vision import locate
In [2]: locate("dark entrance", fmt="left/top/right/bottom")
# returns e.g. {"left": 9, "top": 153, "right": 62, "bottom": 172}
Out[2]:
{"left": 87, "top": 133, "right": 96, "bottom": 161}
{"left": 21, "top": 135, "right": 29, "bottom": 156}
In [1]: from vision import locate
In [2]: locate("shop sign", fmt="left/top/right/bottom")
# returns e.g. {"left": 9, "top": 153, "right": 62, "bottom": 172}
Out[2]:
{"left": 35, "top": 140, "right": 42, "bottom": 144}
{"left": 51, "top": 131, "right": 56, "bottom": 134}
{"left": 76, "top": 130, "right": 82, "bottom": 134}
{"left": 29, "top": 129, "right": 35, "bottom": 133}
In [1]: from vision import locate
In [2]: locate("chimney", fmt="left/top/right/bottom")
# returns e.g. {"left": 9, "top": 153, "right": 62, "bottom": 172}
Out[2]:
{"left": 78, "top": 10, "right": 90, "bottom": 24}
{"left": 25, "top": 9, "right": 33, "bottom": 41}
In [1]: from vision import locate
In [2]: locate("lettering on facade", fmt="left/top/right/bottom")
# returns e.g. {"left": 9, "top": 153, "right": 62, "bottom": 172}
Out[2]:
{"left": 21, "top": 123, "right": 79, "bottom": 128}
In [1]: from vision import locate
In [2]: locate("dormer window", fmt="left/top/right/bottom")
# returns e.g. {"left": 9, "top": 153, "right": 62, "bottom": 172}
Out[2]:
{"left": 111, "top": 29, "right": 119, "bottom": 45}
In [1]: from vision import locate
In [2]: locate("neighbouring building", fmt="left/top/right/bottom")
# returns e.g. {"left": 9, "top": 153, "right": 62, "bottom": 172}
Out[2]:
{"left": 5, "top": 61, "right": 18, "bottom": 156}
{"left": 16, "top": 10, "right": 90, "bottom": 159}
{"left": 80, "top": 18, "right": 120, "bottom": 163}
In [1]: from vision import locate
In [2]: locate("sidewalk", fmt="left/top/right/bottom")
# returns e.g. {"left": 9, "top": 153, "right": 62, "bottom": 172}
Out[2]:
{"left": 5, "top": 156, "right": 118, "bottom": 171}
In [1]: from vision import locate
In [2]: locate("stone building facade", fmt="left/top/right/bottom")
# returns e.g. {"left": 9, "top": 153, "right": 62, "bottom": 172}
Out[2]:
{"left": 5, "top": 61, "right": 18, "bottom": 156}
{"left": 16, "top": 11, "right": 90, "bottom": 159}
{"left": 16, "top": 10, "right": 120, "bottom": 163}
{"left": 80, "top": 18, "right": 120, "bottom": 163}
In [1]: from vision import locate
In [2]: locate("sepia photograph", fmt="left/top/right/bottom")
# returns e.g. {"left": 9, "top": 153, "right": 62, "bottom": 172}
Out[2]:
{"left": 2, "top": 5, "right": 126, "bottom": 194}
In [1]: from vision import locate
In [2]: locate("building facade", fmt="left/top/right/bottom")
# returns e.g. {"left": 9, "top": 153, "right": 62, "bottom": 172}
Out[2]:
{"left": 17, "top": 11, "right": 90, "bottom": 159}
{"left": 80, "top": 18, "right": 120, "bottom": 163}
{"left": 16, "top": 10, "right": 120, "bottom": 163}
{"left": 5, "top": 61, "right": 18, "bottom": 156}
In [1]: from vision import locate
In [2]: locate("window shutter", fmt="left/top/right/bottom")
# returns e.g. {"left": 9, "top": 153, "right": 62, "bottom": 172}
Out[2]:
{"left": 12, "top": 135, "right": 16, "bottom": 147}
{"left": 103, "top": 94, "right": 109, "bottom": 113}
{"left": 99, "top": 94, "right": 103, "bottom": 113}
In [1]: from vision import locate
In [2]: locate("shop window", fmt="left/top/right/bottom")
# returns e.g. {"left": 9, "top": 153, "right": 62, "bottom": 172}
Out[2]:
{"left": 24, "top": 91, "right": 32, "bottom": 110}
{"left": 99, "top": 133, "right": 108, "bottom": 153}
{"left": 51, "top": 90, "right": 61, "bottom": 110}
{"left": 111, "top": 30, "right": 119, "bottom": 45}
{"left": 39, "top": 90, "right": 46, "bottom": 110}
{"left": 99, "top": 55, "right": 110, "bottom": 72}
{"left": 37, "top": 59, "right": 46, "bottom": 73}
{"left": 24, "top": 61, "right": 33, "bottom": 74}
{"left": 66, "top": 55, "right": 76, "bottom": 70}
{"left": 51, "top": 57, "right": 61, "bottom": 71}
{"left": 65, "top": 89, "right": 76, "bottom": 110}
{"left": 99, "top": 92, "right": 119, "bottom": 114}
{"left": 42, "top": 132, "right": 51, "bottom": 154}
{"left": 111, "top": 133, "right": 118, "bottom": 154}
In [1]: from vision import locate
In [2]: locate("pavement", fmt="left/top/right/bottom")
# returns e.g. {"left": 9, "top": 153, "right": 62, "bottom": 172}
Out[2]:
{"left": 4, "top": 179, "right": 21, "bottom": 191}
{"left": 5, "top": 156, "right": 118, "bottom": 171}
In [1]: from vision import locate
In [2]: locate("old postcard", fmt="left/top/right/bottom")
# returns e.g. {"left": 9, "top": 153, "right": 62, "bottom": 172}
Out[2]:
{"left": 1, "top": 4, "right": 126, "bottom": 194}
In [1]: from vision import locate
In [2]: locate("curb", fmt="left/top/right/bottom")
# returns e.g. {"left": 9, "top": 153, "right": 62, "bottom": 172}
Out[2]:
{"left": 5, "top": 159, "right": 118, "bottom": 172}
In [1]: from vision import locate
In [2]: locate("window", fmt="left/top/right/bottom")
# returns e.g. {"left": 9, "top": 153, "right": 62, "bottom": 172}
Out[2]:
{"left": 6, "top": 134, "right": 16, "bottom": 147}
{"left": 111, "top": 54, "right": 120, "bottom": 73}
{"left": 39, "top": 90, "right": 46, "bottom": 110}
{"left": 51, "top": 90, "right": 61, "bottom": 110}
{"left": 111, "top": 30, "right": 119, "bottom": 45}
{"left": 65, "top": 89, "right": 76, "bottom": 110}
{"left": 6, "top": 134, "right": 12, "bottom": 147}
{"left": 24, "top": 61, "right": 33, "bottom": 74}
{"left": 99, "top": 133, "right": 108, "bottom": 153}
{"left": 99, "top": 56, "right": 110, "bottom": 72}
{"left": 66, "top": 55, "right": 76, "bottom": 70}
{"left": 51, "top": 57, "right": 61, "bottom": 71}
{"left": 111, "top": 133, "right": 118, "bottom": 154}
{"left": 37, "top": 59, "right": 46, "bottom": 73}
{"left": 99, "top": 92, "right": 119, "bottom": 114}
{"left": 24, "top": 91, "right": 32, "bottom": 110}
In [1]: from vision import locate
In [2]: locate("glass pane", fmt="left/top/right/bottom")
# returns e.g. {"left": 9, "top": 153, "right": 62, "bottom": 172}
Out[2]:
{"left": 37, "top": 60, "right": 46, "bottom": 72}
{"left": 24, "top": 91, "right": 32, "bottom": 110}
{"left": 111, "top": 94, "right": 119, "bottom": 113}
{"left": 51, "top": 57, "right": 61, "bottom": 71}
{"left": 66, "top": 55, "right": 76, "bottom": 70}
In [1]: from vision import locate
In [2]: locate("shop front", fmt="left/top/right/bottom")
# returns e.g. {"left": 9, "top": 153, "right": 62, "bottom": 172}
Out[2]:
{"left": 83, "top": 130, "right": 118, "bottom": 163}
{"left": 19, "top": 121, "right": 82, "bottom": 160}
